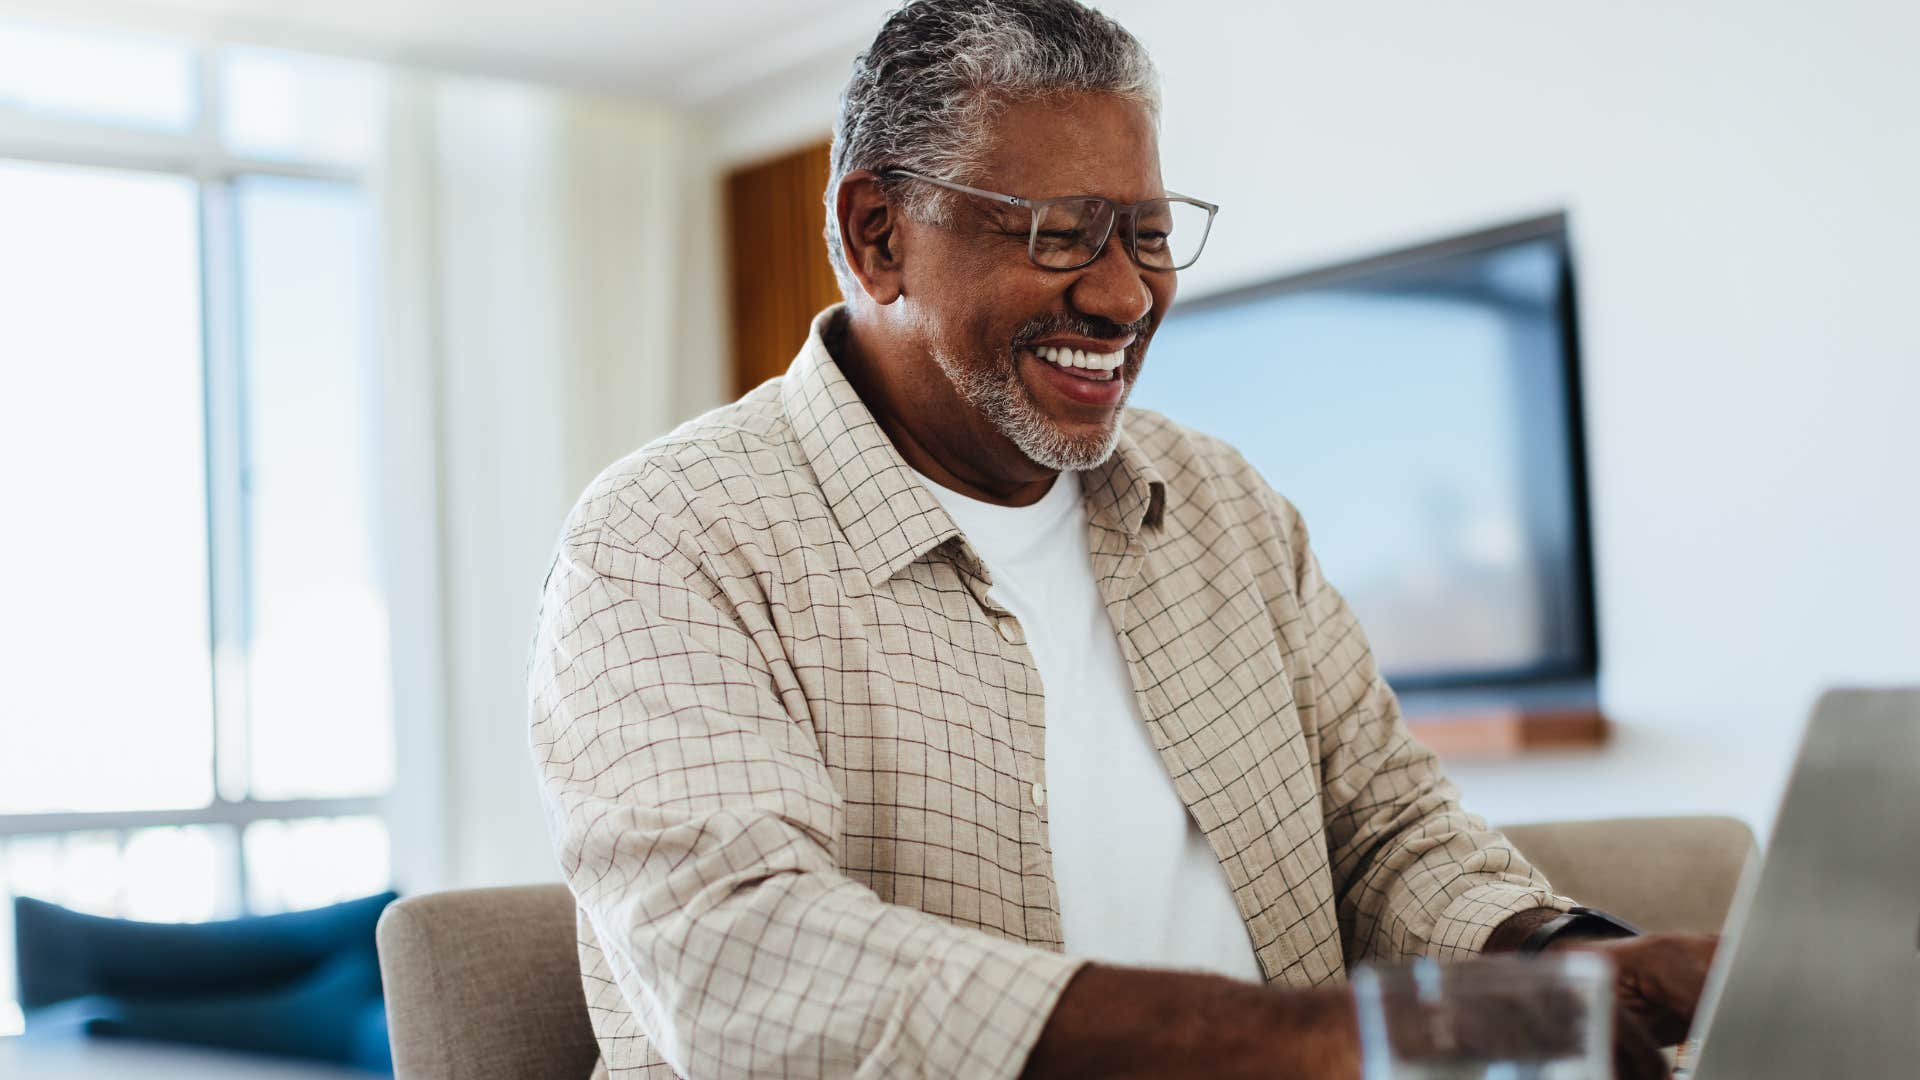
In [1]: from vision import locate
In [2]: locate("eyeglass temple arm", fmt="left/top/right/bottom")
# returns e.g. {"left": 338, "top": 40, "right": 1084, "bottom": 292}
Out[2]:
{"left": 883, "top": 168, "right": 1032, "bottom": 208}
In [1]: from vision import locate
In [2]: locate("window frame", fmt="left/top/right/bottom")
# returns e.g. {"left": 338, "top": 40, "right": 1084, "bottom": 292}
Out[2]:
{"left": 0, "top": 27, "right": 396, "bottom": 913}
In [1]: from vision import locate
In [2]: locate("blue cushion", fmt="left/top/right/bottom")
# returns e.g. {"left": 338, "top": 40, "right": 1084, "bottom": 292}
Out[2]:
{"left": 14, "top": 892, "right": 397, "bottom": 1072}
{"left": 14, "top": 891, "right": 397, "bottom": 1006}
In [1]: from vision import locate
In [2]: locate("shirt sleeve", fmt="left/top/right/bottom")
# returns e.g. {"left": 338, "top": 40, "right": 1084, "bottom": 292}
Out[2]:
{"left": 528, "top": 500, "right": 1085, "bottom": 1080}
{"left": 1269, "top": 492, "right": 1573, "bottom": 965}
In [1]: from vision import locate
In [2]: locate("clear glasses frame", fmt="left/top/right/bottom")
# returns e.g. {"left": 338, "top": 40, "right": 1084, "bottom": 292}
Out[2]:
{"left": 883, "top": 167, "right": 1219, "bottom": 272}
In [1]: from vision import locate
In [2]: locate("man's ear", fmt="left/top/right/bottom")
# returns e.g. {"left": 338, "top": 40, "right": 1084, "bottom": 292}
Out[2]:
{"left": 836, "top": 170, "right": 905, "bottom": 305}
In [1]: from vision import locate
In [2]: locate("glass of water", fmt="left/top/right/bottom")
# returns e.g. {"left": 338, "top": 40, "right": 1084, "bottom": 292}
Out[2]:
{"left": 1352, "top": 952, "right": 1613, "bottom": 1079}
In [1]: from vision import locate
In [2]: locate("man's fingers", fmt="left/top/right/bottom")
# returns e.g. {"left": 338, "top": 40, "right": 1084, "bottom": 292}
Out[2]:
{"left": 1612, "top": 1006, "right": 1671, "bottom": 1080}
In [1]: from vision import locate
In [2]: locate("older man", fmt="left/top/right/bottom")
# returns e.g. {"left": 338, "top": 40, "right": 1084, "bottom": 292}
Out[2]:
{"left": 531, "top": 1, "right": 1711, "bottom": 1077}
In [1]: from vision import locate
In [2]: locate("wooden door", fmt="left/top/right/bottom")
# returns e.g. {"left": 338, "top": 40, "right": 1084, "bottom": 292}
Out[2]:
{"left": 725, "top": 140, "right": 842, "bottom": 398}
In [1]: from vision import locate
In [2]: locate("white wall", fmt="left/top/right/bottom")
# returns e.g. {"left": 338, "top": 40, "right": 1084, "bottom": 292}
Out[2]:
{"left": 694, "top": 0, "right": 1920, "bottom": 838}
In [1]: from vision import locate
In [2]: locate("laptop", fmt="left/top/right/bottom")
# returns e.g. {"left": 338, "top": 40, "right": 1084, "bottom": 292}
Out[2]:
{"left": 1683, "top": 687, "right": 1920, "bottom": 1079}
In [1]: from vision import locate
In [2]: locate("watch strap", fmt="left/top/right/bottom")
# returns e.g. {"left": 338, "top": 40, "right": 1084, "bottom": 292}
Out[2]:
{"left": 1517, "top": 906, "right": 1642, "bottom": 954}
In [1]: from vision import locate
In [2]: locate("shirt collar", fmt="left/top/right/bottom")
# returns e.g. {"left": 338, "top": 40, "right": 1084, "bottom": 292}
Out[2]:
{"left": 781, "top": 304, "right": 1167, "bottom": 586}
{"left": 1085, "top": 414, "right": 1167, "bottom": 538}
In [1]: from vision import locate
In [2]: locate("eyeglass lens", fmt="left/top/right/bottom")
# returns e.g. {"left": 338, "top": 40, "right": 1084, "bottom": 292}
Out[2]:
{"left": 1030, "top": 197, "right": 1211, "bottom": 270}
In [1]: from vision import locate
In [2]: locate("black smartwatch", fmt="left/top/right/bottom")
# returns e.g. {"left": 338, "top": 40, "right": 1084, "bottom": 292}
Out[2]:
{"left": 1517, "top": 906, "right": 1642, "bottom": 954}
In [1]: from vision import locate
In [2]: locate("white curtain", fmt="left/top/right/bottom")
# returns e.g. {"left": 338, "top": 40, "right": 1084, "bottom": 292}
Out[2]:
{"left": 375, "top": 69, "right": 708, "bottom": 891}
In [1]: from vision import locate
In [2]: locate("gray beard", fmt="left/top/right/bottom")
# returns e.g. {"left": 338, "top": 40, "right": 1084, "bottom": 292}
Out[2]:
{"left": 932, "top": 346, "right": 1126, "bottom": 472}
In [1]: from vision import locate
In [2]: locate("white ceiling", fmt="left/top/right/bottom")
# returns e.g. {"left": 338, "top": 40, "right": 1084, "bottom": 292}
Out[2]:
{"left": 9, "top": 0, "right": 897, "bottom": 104}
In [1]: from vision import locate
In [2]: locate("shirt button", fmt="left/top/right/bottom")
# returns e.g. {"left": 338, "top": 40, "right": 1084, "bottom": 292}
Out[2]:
{"left": 998, "top": 618, "right": 1022, "bottom": 645}
{"left": 1031, "top": 782, "right": 1046, "bottom": 808}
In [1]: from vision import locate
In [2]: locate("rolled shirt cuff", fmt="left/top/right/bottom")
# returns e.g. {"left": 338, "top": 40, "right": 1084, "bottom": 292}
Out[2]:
{"left": 1426, "top": 883, "right": 1578, "bottom": 962}
{"left": 858, "top": 930, "right": 1091, "bottom": 1080}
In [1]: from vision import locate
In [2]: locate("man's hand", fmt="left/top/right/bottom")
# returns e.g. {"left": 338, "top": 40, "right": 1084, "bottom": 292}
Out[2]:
{"left": 1551, "top": 932, "right": 1719, "bottom": 1046}
{"left": 1610, "top": 1004, "right": 1670, "bottom": 1080}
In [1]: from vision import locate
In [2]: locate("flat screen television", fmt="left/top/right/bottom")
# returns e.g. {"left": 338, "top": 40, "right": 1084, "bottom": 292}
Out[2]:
{"left": 1130, "top": 213, "right": 1598, "bottom": 692}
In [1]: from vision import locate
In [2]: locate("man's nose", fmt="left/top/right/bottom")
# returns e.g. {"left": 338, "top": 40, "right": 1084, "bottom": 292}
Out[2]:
{"left": 1066, "top": 229, "right": 1154, "bottom": 329}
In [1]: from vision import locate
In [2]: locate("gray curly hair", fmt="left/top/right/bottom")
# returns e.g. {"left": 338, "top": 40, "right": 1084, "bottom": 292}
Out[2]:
{"left": 824, "top": 0, "right": 1161, "bottom": 297}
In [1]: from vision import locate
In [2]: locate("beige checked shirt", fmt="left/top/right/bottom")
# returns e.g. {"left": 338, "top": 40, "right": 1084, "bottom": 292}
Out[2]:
{"left": 530, "top": 306, "right": 1570, "bottom": 1079}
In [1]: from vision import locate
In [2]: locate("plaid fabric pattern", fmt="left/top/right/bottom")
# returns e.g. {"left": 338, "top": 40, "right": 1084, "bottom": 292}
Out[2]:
{"left": 530, "top": 305, "right": 1570, "bottom": 1079}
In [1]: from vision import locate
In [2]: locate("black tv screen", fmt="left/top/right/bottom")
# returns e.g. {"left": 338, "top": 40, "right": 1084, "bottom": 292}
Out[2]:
{"left": 1131, "top": 214, "right": 1597, "bottom": 690}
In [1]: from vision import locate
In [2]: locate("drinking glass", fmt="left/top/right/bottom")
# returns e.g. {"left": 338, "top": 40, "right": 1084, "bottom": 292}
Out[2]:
{"left": 1352, "top": 952, "right": 1613, "bottom": 1079}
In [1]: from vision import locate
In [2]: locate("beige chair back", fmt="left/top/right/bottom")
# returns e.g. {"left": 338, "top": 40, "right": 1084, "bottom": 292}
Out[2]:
{"left": 374, "top": 817, "right": 1756, "bottom": 1076}
{"left": 1501, "top": 815, "right": 1758, "bottom": 934}
{"left": 377, "top": 884, "right": 600, "bottom": 1080}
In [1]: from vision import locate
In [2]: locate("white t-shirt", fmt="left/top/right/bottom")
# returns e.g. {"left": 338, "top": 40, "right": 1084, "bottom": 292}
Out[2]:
{"left": 916, "top": 469, "right": 1266, "bottom": 983}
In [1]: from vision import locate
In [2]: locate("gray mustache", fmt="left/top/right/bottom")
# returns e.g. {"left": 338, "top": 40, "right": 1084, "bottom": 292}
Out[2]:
{"left": 1011, "top": 313, "right": 1152, "bottom": 349}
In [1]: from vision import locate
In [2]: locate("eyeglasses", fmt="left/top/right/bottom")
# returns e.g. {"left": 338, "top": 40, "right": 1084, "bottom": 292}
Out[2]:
{"left": 883, "top": 168, "right": 1218, "bottom": 272}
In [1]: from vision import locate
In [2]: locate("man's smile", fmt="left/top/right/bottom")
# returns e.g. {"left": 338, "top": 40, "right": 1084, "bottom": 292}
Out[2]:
{"left": 1018, "top": 345, "right": 1130, "bottom": 407}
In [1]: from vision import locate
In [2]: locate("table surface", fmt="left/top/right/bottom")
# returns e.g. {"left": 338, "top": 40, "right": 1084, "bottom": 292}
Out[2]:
{"left": 0, "top": 1033, "right": 378, "bottom": 1079}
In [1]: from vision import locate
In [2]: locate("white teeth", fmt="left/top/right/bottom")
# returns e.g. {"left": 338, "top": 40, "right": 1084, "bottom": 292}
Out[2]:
{"left": 1034, "top": 345, "right": 1126, "bottom": 372}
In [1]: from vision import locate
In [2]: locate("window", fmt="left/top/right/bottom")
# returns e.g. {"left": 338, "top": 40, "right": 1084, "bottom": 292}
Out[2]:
{"left": 0, "top": 19, "right": 197, "bottom": 132}
{"left": 0, "top": 17, "right": 392, "bottom": 1036}
{"left": 233, "top": 174, "right": 393, "bottom": 803}
{"left": 0, "top": 161, "right": 213, "bottom": 817}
